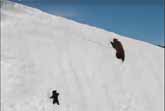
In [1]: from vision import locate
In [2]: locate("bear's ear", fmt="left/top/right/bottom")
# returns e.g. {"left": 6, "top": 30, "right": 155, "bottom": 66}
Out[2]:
{"left": 113, "top": 38, "right": 118, "bottom": 42}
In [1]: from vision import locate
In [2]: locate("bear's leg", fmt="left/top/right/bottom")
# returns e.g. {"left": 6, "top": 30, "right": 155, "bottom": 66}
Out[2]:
{"left": 116, "top": 53, "right": 121, "bottom": 59}
{"left": 111, "top": 42, "right": 115, "bottom": 48}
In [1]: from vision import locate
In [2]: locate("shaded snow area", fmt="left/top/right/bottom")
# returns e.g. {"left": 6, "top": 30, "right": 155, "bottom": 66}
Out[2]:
{"left": 1, "top": 1, "right": 164, "bottom": 111}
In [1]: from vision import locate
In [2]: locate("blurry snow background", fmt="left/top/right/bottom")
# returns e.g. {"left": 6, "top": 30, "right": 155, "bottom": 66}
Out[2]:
{"left": 1, "top": 1, "right": 164, "bottom": 111}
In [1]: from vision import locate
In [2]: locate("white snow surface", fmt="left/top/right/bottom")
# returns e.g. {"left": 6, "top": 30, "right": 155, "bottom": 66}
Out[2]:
{"left": 1, "top": 2, "right": 164, "bottom": 111}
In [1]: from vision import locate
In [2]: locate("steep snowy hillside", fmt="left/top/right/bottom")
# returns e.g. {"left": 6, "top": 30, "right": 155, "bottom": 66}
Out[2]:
{"left": 1, "top": 1, "right": 164, "bottom": 111}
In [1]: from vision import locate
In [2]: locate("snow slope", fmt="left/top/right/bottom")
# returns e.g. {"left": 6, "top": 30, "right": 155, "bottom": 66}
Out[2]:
{"left": 1, "top": 1, "right": 164, "bottom": 111}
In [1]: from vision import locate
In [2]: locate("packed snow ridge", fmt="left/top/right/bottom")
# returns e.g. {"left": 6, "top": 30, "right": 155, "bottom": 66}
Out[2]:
{"left": 1, "top": 1, "right": 164, "bottom": 111}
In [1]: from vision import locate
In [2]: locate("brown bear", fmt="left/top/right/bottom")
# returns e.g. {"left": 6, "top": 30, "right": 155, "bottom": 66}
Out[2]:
{"left": 110, "top": 38, "right": 125, "bottom": 62}
{"left": 50, "top": 90, "right": 60, "bottom": 105}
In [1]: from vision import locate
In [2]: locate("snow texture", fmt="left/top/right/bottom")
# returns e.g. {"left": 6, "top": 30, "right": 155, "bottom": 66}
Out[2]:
{"left": 1, "top": 1, "right": 164, "bottom": 111}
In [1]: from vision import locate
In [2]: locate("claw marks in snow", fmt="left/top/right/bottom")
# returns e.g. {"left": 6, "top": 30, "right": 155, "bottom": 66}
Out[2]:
{"left": 110, "top": 38, "right": 125, "bottom": 62}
